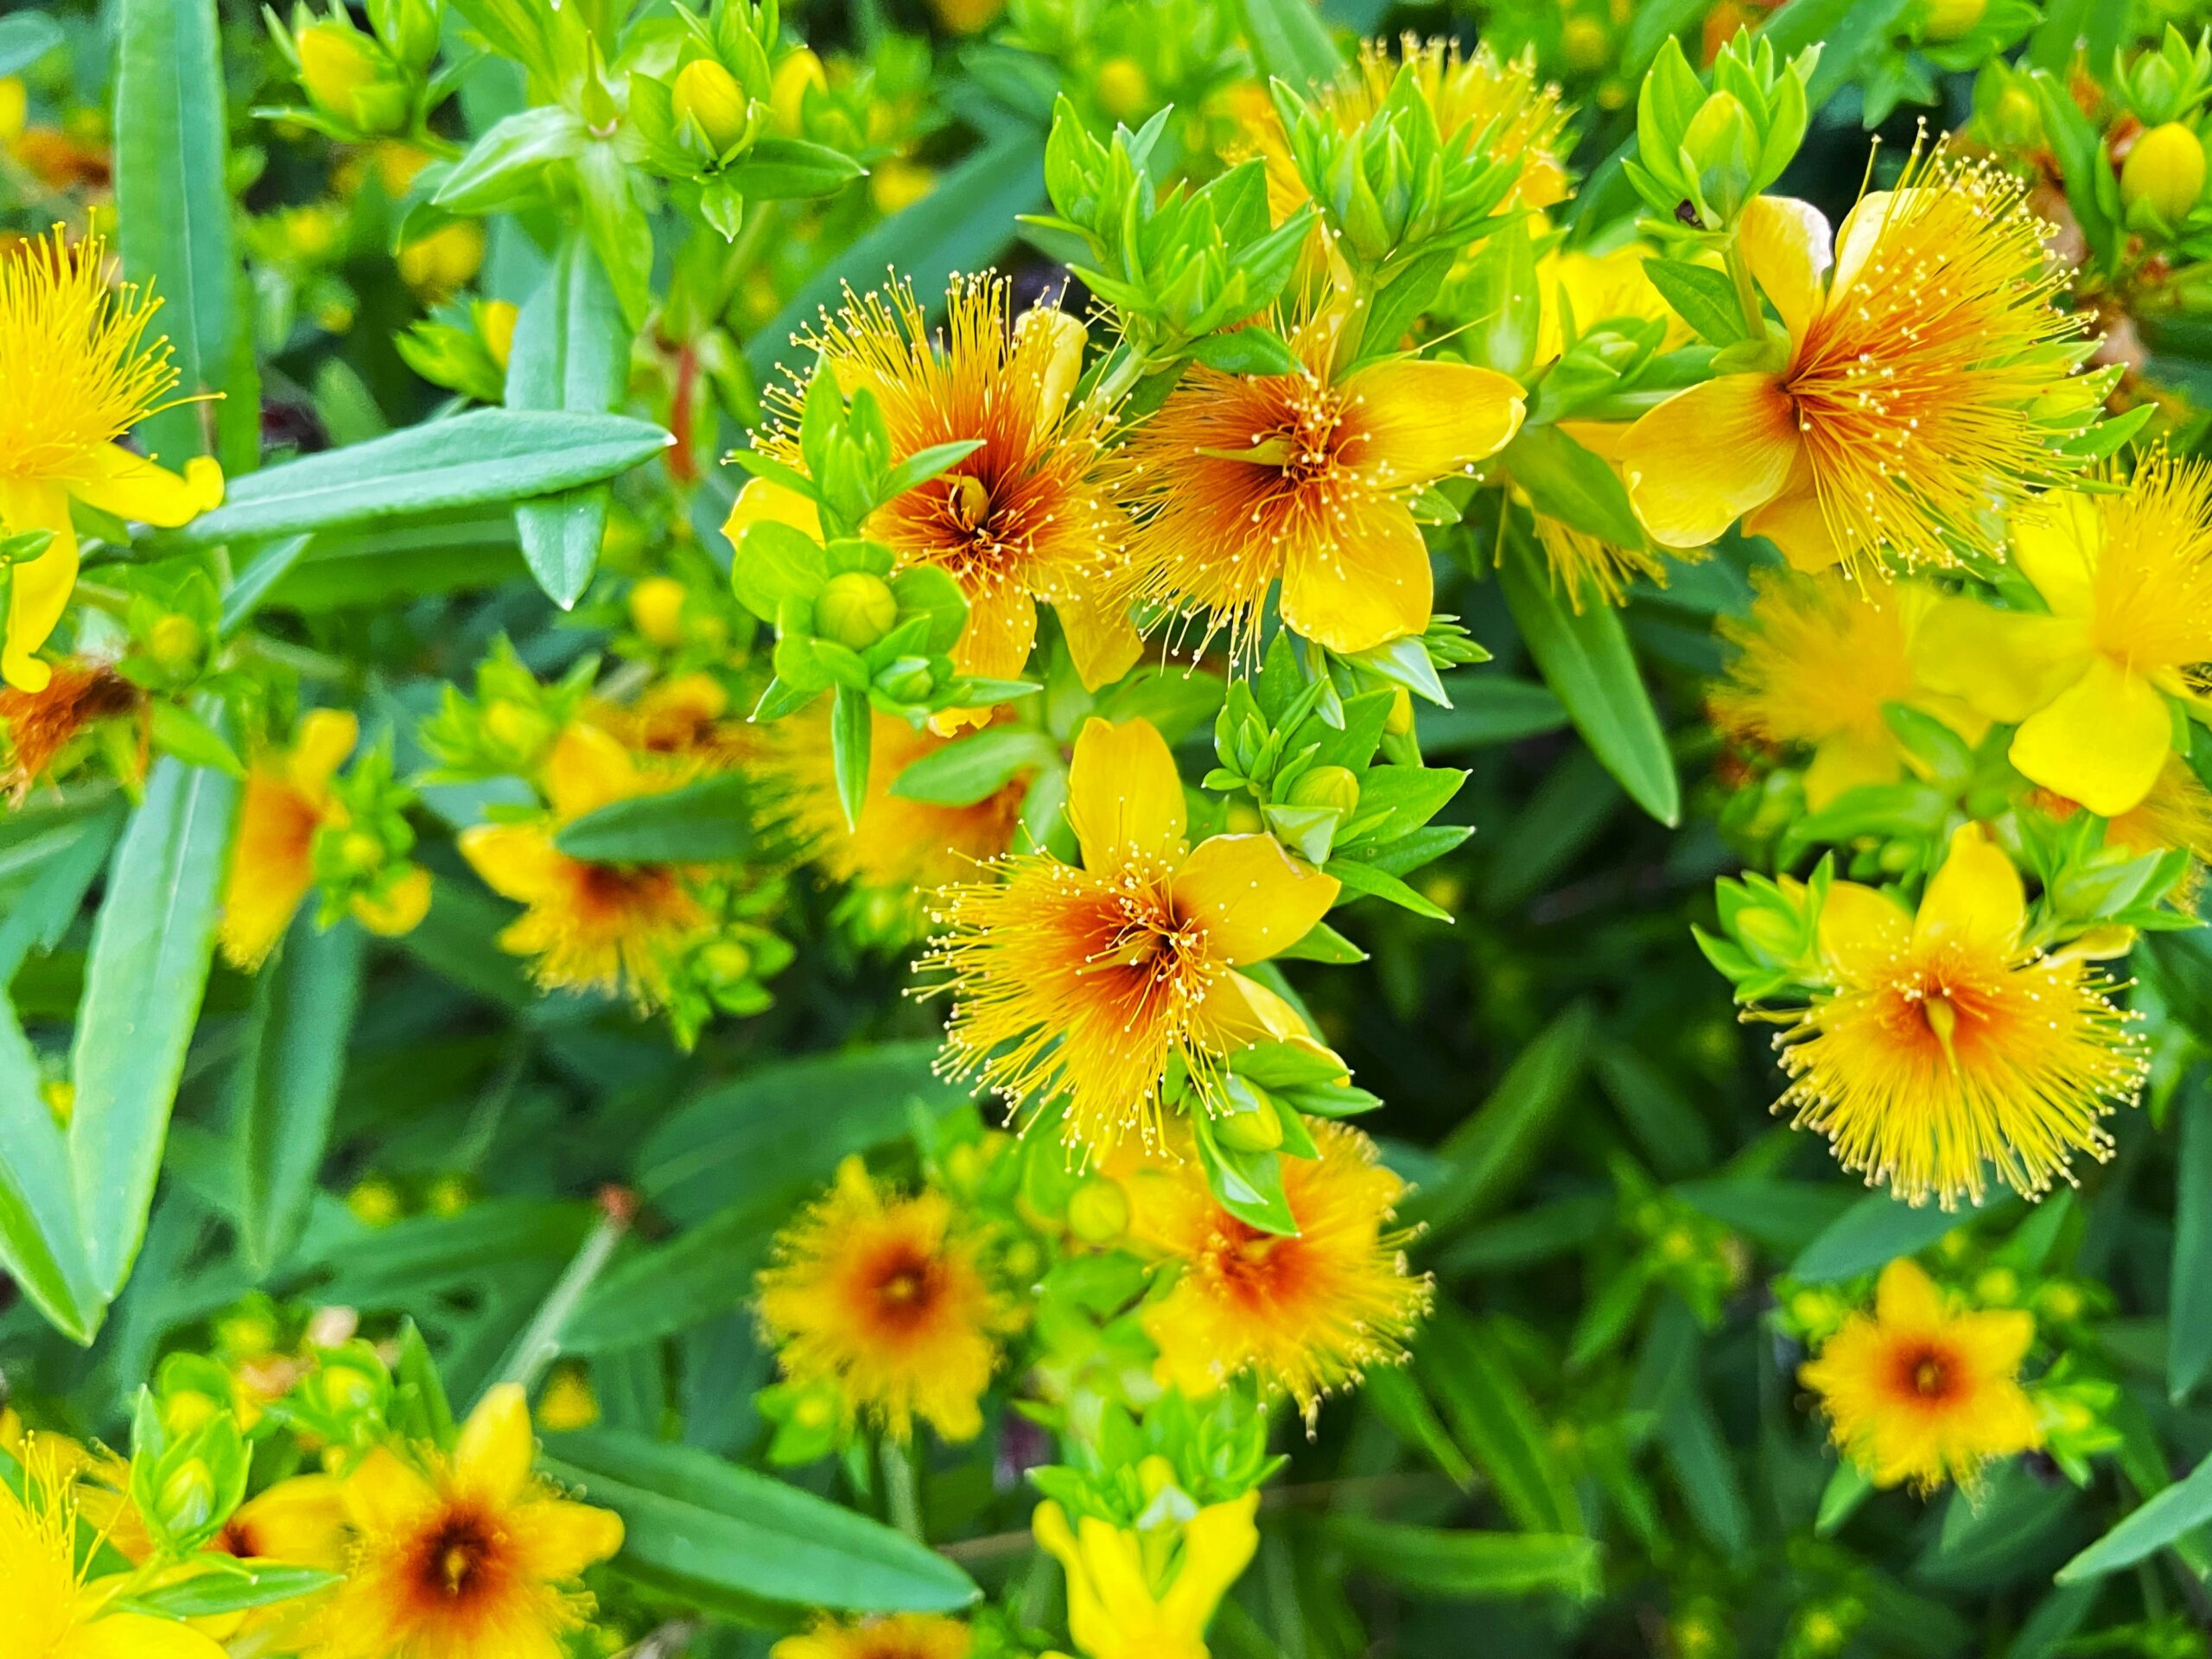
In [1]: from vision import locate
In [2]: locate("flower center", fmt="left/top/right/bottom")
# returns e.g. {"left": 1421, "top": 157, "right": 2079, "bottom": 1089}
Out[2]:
{"left": 1893, "top": 1340, "right": 1961, "bottom": 1404}
{"left": 864, "top": 1243, "right": 945, "bottom": 1333}
{"left": 413, "top": 1510, "right": 498, "bottom": 1602}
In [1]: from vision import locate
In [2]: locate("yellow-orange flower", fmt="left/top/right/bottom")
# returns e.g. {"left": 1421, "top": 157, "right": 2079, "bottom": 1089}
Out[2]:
{"left": 309, "top": 1383, "right": 624, "bottom": 1659}
{"left": 1621, "top": 154, "right": 2089, "bottom": 575}
{"left": 772, "top": 1612, "right": 972, "bottom": 1659}
{"left": 1916, "top": 462, "right": 2212, "bottom": 816}
{"left": 1709, "top": 569, "right": 1984, "bottom": 809}
{"left": 1116, "top": 1119, "right": 1430, "bottom": 1421}
{"left": 921, "top": 715, "right": 1340, "bottom": 1154}
{"left": 459, "top": 723, "right": 705, "bottom": 1001}
{"left": 220, "top": 710, "right": 431, "bottom": 969}
{"left": 0, "top": 660, "right": 142, "bottom": 799}
{"left": 1033, "top": 1471, "right": 1259, "bottom": 1659}
{"left": 0, "top": 229, "right": 223, "bottom": 691}
{"left": 1118, "top": 319, "right": 1523, "bottom": 656}
{"left": 754, "top": 1157, "right": 1019, "bottom": 1443}
{"left": 1800, "top": 1258, "right": 2040, "bottom": 1491}
{"left": 741, "top": 276, "right": 1140, "bottom": 688}
{"left": 752, "top": 707, "right": 1027, "bottom": 894}
{"left": 1774, "top": 824, "right": 2146, "bottom": 1207}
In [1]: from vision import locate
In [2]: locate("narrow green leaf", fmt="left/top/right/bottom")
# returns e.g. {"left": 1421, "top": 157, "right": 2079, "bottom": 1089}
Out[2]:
{"left": 0, "top": 14, "right": 63, "bottom": 76}
{"left": 1420, "top": 1309, "right": 1586, "bottom": 1535}
{"left": 1641, "top": 258, "right": 1751, "bottom": 346}
{"left": 509, "top": 237, "right": 629, "bottom": 607}
{"left": 0, "top": 997, "right": 99, "bottom": 1341}
{"left": 1408, "top": 1003, "right": 1592, "bottom": 1234}
{"left": 219, "top": 536, "right": 313, "bottom": 637}
{"left": 172, "top": 411, "right": 673, "bottom": 545}
{"left": 2056, "top": 1451, "right": 2212, "bottom": 1583}
{"left": 1815, "top": 1462, "right": 1872, "bottom": 1536}
{"left": 566, "top": 1193, "right": 783, "bottom": 1353}
{"left": 832, "top": 684, "right": 870, "bottom": 830}
{"left": 233, "top": 913, "right": 365, "bottom": 1279}
{"left": 1418, "top": 677, "right": 1568, "bottom": 751}
{"left": 555, "top": 774, "right": 752, "bottom": 864}
{"left": 1325, "top": 1516, "right": 1599, "bottom": 1600}
{"left": 890, "top": 729, "right": 1054, "bottom": 806}
{"left": 68, "top": 747, "right": 239, "bottom": 1300}
{"left": 1239, "top": 0, "right": 1342, "bottom": 90}
{"left": 1790, "top": 1189, "right": 2018, "bottom": 1284}
{"left": 2171, "top": 1081, "right": 2212, "bottom": 1402}
{"left": 124, "top": 1562, "right": 341, "bottom": 1618}
{"left": 1498, "top": 527, "right": 1678, "bottom": 825}
{"left": 543, "top": 1429, "right": 980, "bottom": 1612}
{"left": 115, "top": 0, "right": 236, "bottom": 467}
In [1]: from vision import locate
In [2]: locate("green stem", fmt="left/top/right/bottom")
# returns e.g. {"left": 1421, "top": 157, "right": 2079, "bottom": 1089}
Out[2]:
{"left": 1723, "top": 237, "right": 1765, "bottom": 337}
{"left": 881, "top": 1435, "right": 925, "bottom": 1542}
{"left": 486, "top": 1198, "right": 632, "bottom": 1402}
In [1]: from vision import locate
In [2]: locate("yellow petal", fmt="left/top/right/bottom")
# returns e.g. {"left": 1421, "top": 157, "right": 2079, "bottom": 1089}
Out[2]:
{"left": 525, "top": 1495, "right": 626, "bottom": 1580}
{"left": 1620, "top": 375, "right": 1797, "bottom": 549}
{"left": 1829, "top": 188, "right": 1907, "bottom": 300}
{"left": 951, "top": 571, "right": 1038, "bottom": 683}
{"left": 1738, "top": 194, "right": 1833, "bottom": 342}
{"left": 0, "top": 478, "right": 80, "bottom": 692}
{"left": 350, "top": 865, "right": 433, "bottom": 937}
{"left": 230, "top": 1472, "right": 350, "bottom": 1569}
{"left": 455, "top": 1381, "right": 536, "bottom": 1504}
{"left": 1054, "top": 592, "right": 1144, "bottom": 691}
{"left": 2010, "top": 656, "right": 2173, "bottom": 817}
{"left": 1016, "top": 306, "right": 1088, "bottom": 435}
{"left": 1066, "top": 716, "right": 1187, "bottom": 869}
{"left": 1958, "top": 1307, "right": 2037, "bottom": 1375}
{"left": 459, "top": 823, "right": 565, "bottom": 904}
{"left": 544, "top": 722, "right": 647, "bottom": 821}
{"left": 1344, "top": 359, "right": 1526, "bottom": 486}
{"left": 341, "top": 1446, "right": 437, "bottom": 1534}
{"left": 1911, "top": 597, "right": 2089, "bottom": 724}
{"left": 68, "top": 445, "right": 225, "bottom": 527}
{"left": 59, "top": 1613, "right": 230, "bottom": 1659}
{"left": 289, "top": 709, "right": 359, "bottom": 795}
{"left": 1279, "top": 494, "right": 1431, "bottom": 653}
{"left": 1817, "top": 880, "right": 1912, "bottom": 981}
{"left": 1872, "top": 1257, "right": 1943, "bottom": 1328}
{"left": 1915, "top": 823, "right": 2024, "bottom": 957}
{"left": 721, "top": 476, "right": 821, "bottom": 546}
{"left": 1156, "top": 1493, "right": 1262, "bottom": 1635}
{"left": 1742, "top": 449, "right": 1841, "bottom": 573}
{"left": 1802, "top": 731, "right": 1900, "bottom": 810}
{"left": 2008, "top": 491, "right": 2100, "bottom": 620}
{"left": 1173, "top": 834, "right": 1338, "bottom": 964}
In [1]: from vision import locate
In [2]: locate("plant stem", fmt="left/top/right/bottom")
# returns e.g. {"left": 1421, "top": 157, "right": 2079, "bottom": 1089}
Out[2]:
{"left": 1724, "top": 236, "right": 1765, "bottom": 336}
{"left": 882, "top": 1434, "right": 925, "bottom": 1542}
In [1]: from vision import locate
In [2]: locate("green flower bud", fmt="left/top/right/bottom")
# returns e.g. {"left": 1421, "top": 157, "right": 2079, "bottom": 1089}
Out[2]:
{"left": 1286, "top": 764, "right": 1360, "bottom": 816}
{"left": 815, "top": 570, "right": 899, "bottom": 652}
{"left": 482, "top": 698, "right": 553, "bottom": 761}
{"left": 147, "top": 613, "right": 203, "bottom": 672}
{"left": 874, "top": 658, "right": 936, "bottom": 704}
{"left": 1916, "top": 0, "right": 1986, "bottom": 43}
{"left": 296, "top": 22, "right": 406, "bottom": 134}
{"left": 699, "top": 938, "right": 755, "bottom": 988}
{"left": 157, "top": 1459, "right": 217, "bottom": 1534}
{"left": 2123, "top": 122, "right": 2208, "bottom": 225}
{"left": 1065, "top": 1177, "right": 1131, "bottom": 1243}
{"left": 1214, "top": 1082, "right": 1283, "bottom": 1152}
{"left": 673, "top": 58, "right": 753, "bottom": 156}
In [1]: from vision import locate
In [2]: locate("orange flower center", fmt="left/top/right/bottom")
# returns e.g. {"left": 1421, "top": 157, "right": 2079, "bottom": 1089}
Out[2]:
{"left": 1200, "top": 1215, "right": 1312, "bottom": 1311}
{"left": 410, "top": 1507, "right": 501, "bottom": 1603}
{"left": 858, "top": 1240, "right": 948, "bottom": 1338}
{"left": 1891, "top": 1339, "right": 1963, "bottom": 1406}
{"left": 569, "top": 861, "right": 684, "bottom": 928}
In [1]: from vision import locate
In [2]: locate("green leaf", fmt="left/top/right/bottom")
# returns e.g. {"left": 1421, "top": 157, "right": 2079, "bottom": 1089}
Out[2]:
{"left": 233, "top": 913, "right": 365, "bottom": 1280}
{"left": 831, "top": 684, "right": 870, "bottom": 830}
{"left": 148, "top": 700, "right": 245, "bottom": 778}
{"left": 1815, "top": 1462, "right": 1873, "bottom": 1536}
{"left": 1418, "top": 677, "right": 1568, "bottom": 751}
{"left": 2173, "top": 1078, "right": 2212, "bottom": 1404}
{"left": 0, "top": 998, "right": 100, "bottom": 1342}
{"left": 1325, "top": 1517, "right": 1599, "bottom": 1600}
{"left": 1191, "top": 1109, "right": 1296, "bottom": 1235}
{"left": 1324, "top": 855, "right": 1453, "bottom": 920}
{"left": 1641, "top": 258, "right": 1751, "bottom": 346}
{"left": 435, "top": 105, "right": 588, "bottom": 213}
{"left": 1408, "top": 1003, "right": 1591, "bottom": 1235}
{"left": 1188, "top": 326, "right": 1301, "bottom": 377}
{"left": 115, "top": 0, "right": 237, "bottom": 467}
{"left": 2056, "top": 1450, "right": 2212, "bottom": 1583}
{"left": 219, "top": 535, "right": 313, "bottom": 637}
{"left": 1504, "top": 427, "right": 1649, "bottom": 556}
{"left": 1421, "top": 1308, "right": 1586, "bottom": 1535}
{"left": 543, "top": 1429, "right": 980, "bottom": 1612}
{"left": 68, "top": 746, "right": 239, "bottom": 1302}
{"left": 1239, "top": 0, "right": 1342, "bottom": 90}
{"left": 554, "top": 774, "right": 752, "bottom": 864}
{"left": 723, "top": 137, "right": 868, "bottom": 200}
{"left": 1498, "top": 526, "right": 1678, "bottom": 825}
{"left": 1790, "top": 1189, "right": 2018, "bottom": 1283}
{"left": 0, "top": 13, "right": 63, "bottom": 76}
{"left": 173, "top": 411, "right": 673, "bottom": 545}
{"left": 890, "top": 729, "right": 1054, "bottom": 806}
{"left": 124, "top": 1561, "right": 341, "bottom": 1618}
{"left": 565, "top": 1192, "right": 784, "bottom": 1352}
{"left": 509, "top": 236, "right": 629, "bottom": 607}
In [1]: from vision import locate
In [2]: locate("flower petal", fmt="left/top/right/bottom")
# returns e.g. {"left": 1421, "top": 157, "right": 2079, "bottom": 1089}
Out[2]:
{"left": 1344, "top": 359, "right": 1526, "bottom": 487}
{"left": 289, "top": 709, "right": 359, "bottom": 796}
{"left": 59, "top": 1613, "right": 230, "bottom": 1659}
{"left": 721, "top": 476, "right": 821, "bottom": 545}
{"left": 1872, "top": 1257, "right": 1943, "bottom": 1328}
{"left": 2008, "top": 492, "right": 2100, "bottom": 619}
{"left": 1802, "top": 731, "right": 1900, "bottom": 810}
{"left": 2010, "top": 656, "right": 2173, "bottom": 817}
{"left": 1743, "top": 448, "right": 1842, "bottom": 572}
{"left": 1173, "top": 834, "right": 1338, "bottom": 964}
{"left": 1620, "top": 374, "right": 1797, "bottom": 549}
{"left": 1156, "top": 1494, "right": 1262, "bottom": 1633}
{"left": 1054, "top": 592, "right": 1145, "bottom": 691}
{"left": 1738, "top": 194, "right": 1834, "bottom": 342}
{"left": 340, "top": 1446, "right": 438, "bottom": 1534}
{"left": 1829, "top": 188, "right": 1906, "bottom": 300}
{"left": 69, "top": 444, "right": 224, "bottom": 527}
{"left": 460, "top": 823, "right": 565, "bottom": 905}
{"left": 0, "top": 478, "right": 79, "bottom": 692}
{"left": 1916, "top": 823, "right": 2024, "bottom": 957}
{"left": 455, "top": 1381, "right": 535, "bottom": 1504}
{"left": 1911, "top": 597, "right": 2089, "bottom": 724}
{"left": 1066, "top": 716, "right": 1186, "bottom": 869}
{"left": 524, "top": 1495, "right": 626, "bottom": 1580}
{"left": 1817, "top": 880, "right": 1913, "bottom": 982}
{"left": 1279, "top": 494, "right": 1431, "bottom": 654}
{"left": 545, "top": 722, "right": 648, "bottom": 821}
{"left": 952, "top": 572, "right": 1038, "bottom": 683}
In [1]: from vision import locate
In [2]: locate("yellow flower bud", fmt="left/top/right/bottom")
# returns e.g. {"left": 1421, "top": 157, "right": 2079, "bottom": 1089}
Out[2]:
{"left": 282, "top": 203, "right": 341, "bottom": 262}
{"left": 1286, "top": 764, "right": 1360, "bottom": 815}
{"left": 1214, "top": 1090, "right": 1283, "bottom": 1152}
{"left": 296, "top": 22, "right": 385, "bottom": 126}
{"left": 477, "top": 297, "right": 518, "bottom": 373}
{"left": 629, "top": 575, "right": 690, "bottom": 646}
{"left": 347, "top": 1175, "right": 404, "bottom": 1227}
{"left": 868, "top": 159, "right": 936, "bottom": 215}
{"left": 1916, "top": 0, "right": 1986, "bottom": 42}
{"left": 40, "top": 1079, "right": 73, "bottom": 1127}
{"left": 1065, "top": 1177, "right": 1130, "bottom": 1243}
{"left": 146, "top": 613, "right": 203, "bottom": 672}
{"left": 537, "top": 1365, "right": 601, "bottom": 1432}
{"left": 1095, "top": 57, "right": 1148, "bottom": 122}
{"left": 0, "top": 78, "right": 25, "bottom": 146}
{"left": 397, "top": 220, "right": 486, "bottom": 301}
{"left": 162, "top": 1389, "right": 221, "bottom": 1435}
{"left": 1384, "top": 684, "right": 1414, "bottom": 735}
{"left": 2122, "top": 121, "right": 2207, "bottom": 225}
{"left": 483, "top": 697, "right": 552, "bottom": 760}
{"left": 699, "top": 938, "right": 755, "bottom": 987}
{"left": 353, "top": 864, "right": 432, "bottom": 937}
{"left": 1561, "top": 17, "right": 1608, "bottom": 73}
{"left": 672, "top": 58, "right": 753, "bottom": 156}
{"left": 157, "top": 1458, "right": 217, "bottom": 1534}
{"left": 770, "top": 48, "right": 825, "bottom": 137}
{"left": 815, "top": 570, "right": 899, "bottom": 652}
{"left": 425, "top": 1173, "right": 471, "bottom": 1216}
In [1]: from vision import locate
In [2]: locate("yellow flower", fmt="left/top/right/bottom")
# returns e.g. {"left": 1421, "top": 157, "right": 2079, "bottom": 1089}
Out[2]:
{"left": 1241, "top": 37, "right": 1572, "bottom": 224}
{"left": 1916, "top": 461, "right": 2212, "bottom": 816}
{"left": 1033, "top": 1473, "right": 1259, "bottom": 1659}
{"left": 772, "top": 1611, "right": 972, "bottom": 1659}
{"left": 1620, "top": 153, "right": 2088, "bottom": 575}
{"left": 1708, "top": 569, "right": 1984, "bottom": 810}
{"left": 459, "top": 723, "right": 706, "bottom": 1001}
{"left": 0, "top": 1433, "right": 227, "bottom": 1659}
{"left": 1118, "top": 1119, "right": 1432, "bottom": 1423}
{"left": 203, "top": 1474, "right": 349, "bottom": 1644}
{"left": 0, "top": 660, "right": 143, "bottom": 799}
{"left": 1799, "top": 1258, "right": 2040, "bottom": 1491}
{"left": 1773, "top": 824, "right": 2146, "bottom": 1207}
{"left": 0, "top": 229, "right": 224, "bottom": 692}
{"left": 752, "top": 706, "right": 1027, "bottom": 897}
{"left": 754, "top": 1157, "right": 1018, "bottom": 1443}
{"left": 308, "top": 1383, "right": 624, "bottom": 1659}
{"left": 219, "top": 710, "right": 429, "bottom": 969}
{"left": 397, "top": 221, "right": 486, "bottom": 302}
{"left": 921, "top": 715, "right": 1340, "bottom": 1154}
{"left": 1117, "top": 315, "right": 1523, "bottom": 656}
{"left": 740, "top": 276, "right": 1139, "bottom": 689}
